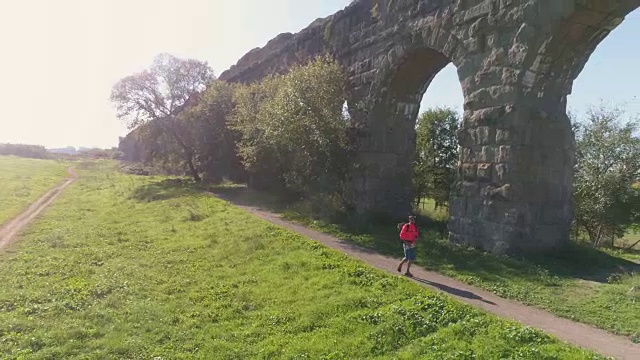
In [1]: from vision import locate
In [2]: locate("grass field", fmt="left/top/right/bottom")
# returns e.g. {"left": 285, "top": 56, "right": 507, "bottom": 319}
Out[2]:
{"left": 0, "top": 156, "right": 69, "bottom": 226}
{"left": 0, "top": 161, "right": 601, "bottom": 359}
{"left": 211, "top": 187, "right": 640, "bottom": 342}
{"left": 415, "top": 198, "right": 448, "bottom": 222}
{"left": 284, "top": 217, "right": 640, "bottom": 342}
{"left": 620, "top": 229, "right": 640, "bottom": 249}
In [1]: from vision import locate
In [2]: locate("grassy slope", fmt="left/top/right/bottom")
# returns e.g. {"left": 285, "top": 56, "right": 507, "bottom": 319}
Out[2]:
{"left": 0, "top": 162, "right": 600, "bottom": 359}
{"left": 282, "top": 213, "right": 640, "bottom": 342}
{"left": 210, "top": 187, "right": 639, "bottom": 341}
{"left": 0, "top": 156, "right": 69, "bottom": 226}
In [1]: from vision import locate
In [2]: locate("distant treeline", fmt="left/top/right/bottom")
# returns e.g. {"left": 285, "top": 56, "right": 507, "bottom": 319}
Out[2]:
{"left": 0, "top": 143, "right": 124, "bottom": 161}
{"left": 0, "top": 143, "right": 49, "bottom": 159}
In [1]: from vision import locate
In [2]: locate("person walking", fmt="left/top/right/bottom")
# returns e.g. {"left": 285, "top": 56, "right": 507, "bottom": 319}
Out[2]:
{"left": 397, "top": 215, "right": 419, "bottom": 277}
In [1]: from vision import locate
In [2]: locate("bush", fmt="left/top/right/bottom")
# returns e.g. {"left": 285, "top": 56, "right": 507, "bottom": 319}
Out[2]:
{"left": 573, "top": 104, "right": 640, "bottom": 247}
{"left": 231, "top": 56, "right": 352, "bottom": 199}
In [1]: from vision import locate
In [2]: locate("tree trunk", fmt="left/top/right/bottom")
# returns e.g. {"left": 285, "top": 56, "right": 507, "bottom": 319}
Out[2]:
{"left": 625, "top": 239, "right": 640, "bottom": 251}
{"left": 594, "top": 225, "right": 604, "bottom": 248}
{"left": 610, "top": 231, "right": 615, "bottom": 248}
{"left": 186, "top": 156, "right": 201, "bottom": 183}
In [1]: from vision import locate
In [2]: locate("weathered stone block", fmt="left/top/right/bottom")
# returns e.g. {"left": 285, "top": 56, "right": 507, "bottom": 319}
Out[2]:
{"left": 465, "top": 106, "right": 505, "bottom": 127}
{"left": 461, "top": 147, "right": 476, "bottom": 163}
{"left": 477, "top": 221, "right": 507, "bottom": 249}
{"left": 462, "top": 163, "right": 478, "bottom": 181}
{"left": 478, "top": 146, "right": 495, "bottom": 162}
{"left": 449, "top": 197, "right": 467, "bottom": 217}
{"left": 449, "top": 232, "right": 473, "bottom": 248}
{"left": 500, "top": 0, "right": 514, "bottom": 10}
{"left": 464, "top": 1, "right": 493, "bottom": 23}
{"left": 466, "top": 198, "right": 483, "bottom": 217}
{"left": 481, "top": 47, "right": 507, "bottom": 68}
{"left": 458, "top": 218, "right": 477, "bottom": 236}
{"left": 503, "top": 207, "right": 526, "bottom": 227}
{"left": 482, "top": 183, "right": 514, "bottom": 201}
{"left": 471, "top": 126, "right": 495, "bottom": 145}
{"left": 538, "top": 203, "right": 570, "bottom": 225}
{"left": 461, "top": 181, "right": 480, "bottom": 197}
{"left": 474, "top": 67, "right": 502, "bottom": 85}
{"left": 495, "top": 145, "right": 513, "bottom": 163}
{"left": 496, "top": 129, "right": 511, "bottom": 144}
{"left": 447, "top": 216, "right": 462, "bottom": 234}
{"left": 457, "top": 128, "right": 473, "bottom": 146}
{"left": 501, "top": 67, "right": 519, "bottom": 84}
{"left": 477, "top": 200, "right": 495, "bottom": 223}
{"left": 465, "top": 86, "right": 517, "bottom": 110}
{"left": 477, "top": 163, "right": 493, "bottom": 181}
{"left": 493, "top": 163, "right": 510, "bottom": 183}
{"left": 570, "top": 9, "right": 609, "bottom": 26}
{"left": 531, "top": 224, "right": 569, "bottom": 250}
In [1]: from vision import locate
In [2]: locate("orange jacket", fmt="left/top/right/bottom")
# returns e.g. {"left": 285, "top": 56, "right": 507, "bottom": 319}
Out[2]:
{"left": 399, "top": 223, "right": 419, "bottom": 243}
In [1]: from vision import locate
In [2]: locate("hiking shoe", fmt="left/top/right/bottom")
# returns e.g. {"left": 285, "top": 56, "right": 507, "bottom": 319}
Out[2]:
{"left": 396, "top": 265, "right": 402, "bottom": 273}
{"left": 405, "top": 271, "right": 414, "bottom": 277}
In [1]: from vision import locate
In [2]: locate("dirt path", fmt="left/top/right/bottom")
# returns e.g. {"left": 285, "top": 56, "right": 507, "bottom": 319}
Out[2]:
{"left": 214, "top": 195, "right": 640, "bottom": 360}
{"left": 0, "top": 167, "right": 77, "bottom": 250}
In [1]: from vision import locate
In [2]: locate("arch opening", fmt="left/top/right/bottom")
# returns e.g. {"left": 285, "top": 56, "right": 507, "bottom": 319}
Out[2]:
{"left": 526, "top": 3, "right": 640, "bottom": 105}
{"left": 562, "top": 7, "right": 640, "bottom": 248}
{"left": 354, "top": 46, "right": 465, "bottom": 218}
{"left": 567, "top": 8, "right": 640, "bottom": 119}
{"left": 388, "top": 47, "right": 451, "bottom": 103}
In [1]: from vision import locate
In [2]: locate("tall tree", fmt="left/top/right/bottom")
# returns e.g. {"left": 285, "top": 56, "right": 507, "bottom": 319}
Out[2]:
{"left": 110, "top": 53, "right": 215, "bottom": 182}
{"left": 413, "top": 107, "right": 459, "bottom": 209}
{"left": 181, "top": 81, "right": 244, "bottom": 183}
{"left": 231, "top": 56, "right": 352, "bottom": 197}
{"left": 573, "top": 104, "right": 640, "bottom": 247}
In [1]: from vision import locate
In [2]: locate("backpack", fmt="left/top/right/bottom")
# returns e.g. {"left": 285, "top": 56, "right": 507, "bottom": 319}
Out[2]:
{"left": 397, "top": 222, "right": 406, "bottom": 243}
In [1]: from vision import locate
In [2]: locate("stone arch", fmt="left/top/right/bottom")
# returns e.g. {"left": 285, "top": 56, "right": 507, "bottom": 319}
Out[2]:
{"left": 507, "top": 3, "right": 640, "bottom": 251}
{"left": 348, "top": 26, "right": 469, "bottom": 217}
{"left": 370, "top": 25, "right": 466, "bottom": 99}
{"left": 219, "top": 0, "right": 640, "bottom": 254}
{"left": 524, "top": 2, "right": 640, "bottom": 101}
{"left": 444, "top": 1, "right": 640, "bottom": 254}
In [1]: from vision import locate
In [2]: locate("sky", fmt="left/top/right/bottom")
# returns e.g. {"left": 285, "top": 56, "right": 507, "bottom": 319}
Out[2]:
{"left": 0, "top": 1, "right": 638, "bottom": 149}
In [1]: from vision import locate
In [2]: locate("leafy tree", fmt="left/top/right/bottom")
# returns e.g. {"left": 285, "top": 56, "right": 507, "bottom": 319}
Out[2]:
{"left": 110, "top": 53, "right": 215, "bottom": 182}
{"left": 231, "top": 56, "right": 352, "bottom": 198}
{"left": 413, "top": 107, "right": 459, "bottom": 209}
{"left": 573, "top": 104, "right": 640, "bottom": 247}
{"left": 181, "top": 81, "right": 244, "bottom": 183}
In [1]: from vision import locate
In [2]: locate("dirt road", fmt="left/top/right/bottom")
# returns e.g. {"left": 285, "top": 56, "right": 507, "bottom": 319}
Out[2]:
{"left": 0, "top": 167, "right": 76, "bottom": 250}
{"left": 214, "top": 195, "right": 640, "bottom": 360}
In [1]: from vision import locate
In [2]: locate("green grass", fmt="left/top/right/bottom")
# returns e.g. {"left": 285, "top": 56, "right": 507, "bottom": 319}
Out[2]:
{"left": 0, "top": 155, "right": 69, "bottom": 226}
{"left": 211, "top": 187, "right": 640, "bottom": 342}
{"left": 285, "top": 217, "right": 640, "bottom": 342}
{"left": 619, "top": 229, "right": 640, "bottom": 250}
{"left": 415, "top": 198, "right": 448, "bottom": 222}
{"left": 0, "top": 162, "right": 601, "bottom": 359}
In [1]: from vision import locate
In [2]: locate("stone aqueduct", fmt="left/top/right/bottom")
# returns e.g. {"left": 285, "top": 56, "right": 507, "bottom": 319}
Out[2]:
{"left": 219, "top": 0, "right": 640, "bottom": 254}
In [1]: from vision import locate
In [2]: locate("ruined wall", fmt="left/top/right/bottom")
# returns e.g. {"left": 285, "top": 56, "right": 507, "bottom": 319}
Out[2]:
{"left": 220, "top": 0, "right": 640, "bottom": 254}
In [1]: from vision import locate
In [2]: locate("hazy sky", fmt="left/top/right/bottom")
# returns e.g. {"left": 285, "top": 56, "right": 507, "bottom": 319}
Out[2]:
{"left": 0, "top": 1, "right": 638, "bottom": 149}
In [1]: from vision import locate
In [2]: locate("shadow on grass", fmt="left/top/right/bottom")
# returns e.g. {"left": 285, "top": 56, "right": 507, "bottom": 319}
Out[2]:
{"left": 210, "top": 185, "right": 291, "bottom": 213}
{"left": 412, "top": 277, "right": 497, "bottom": 305}
{"left": 130, "top": 178, "right": 202, "bottom": 202}
{"left": 326, "top": 219, "right": 639, "bottom": 285}
{"left": 210, "top": 186, "right": 639, "bottom": 286}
